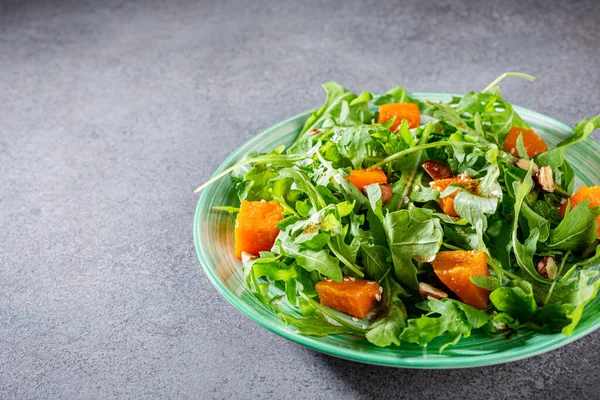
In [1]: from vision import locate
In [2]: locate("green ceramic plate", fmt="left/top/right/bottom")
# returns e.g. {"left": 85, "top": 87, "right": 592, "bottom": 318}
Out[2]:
{"left": 194, "top": 93, "right": 600, "bottom": 368}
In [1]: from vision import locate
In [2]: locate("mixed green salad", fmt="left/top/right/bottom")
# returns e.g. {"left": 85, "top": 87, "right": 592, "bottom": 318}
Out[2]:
{"left": 197, "top": 73, "right": 600, "bottom": 350}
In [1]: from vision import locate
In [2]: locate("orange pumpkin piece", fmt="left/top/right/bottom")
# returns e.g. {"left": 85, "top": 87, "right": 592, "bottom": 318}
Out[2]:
{"left": 559, "top": 186, "right": 600, "bottom": 237}
{"left": 503, "top": 126, "right": 548, "bottom": 158}
{"left": 234, "top": 200, "right": 284, "bottom": 259}
{"left": 431, "top": 250, "right": 491, "bottom": 309}
{"left": 378, "top": 103, "right": 421, "bottom": 131}
{"left": 345, "top": 168, "right": 388, "bottom": 191}
{"left": 430, "top": 174, "right": 473, "bottom": 217}
{"left": 315, "top": 277, "right": 382, "bottom": 319}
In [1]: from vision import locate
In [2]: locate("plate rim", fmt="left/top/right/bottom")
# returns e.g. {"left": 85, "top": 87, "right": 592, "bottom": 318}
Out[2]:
{"left": 194, "top": 92, "right": 600, "bottom": 368}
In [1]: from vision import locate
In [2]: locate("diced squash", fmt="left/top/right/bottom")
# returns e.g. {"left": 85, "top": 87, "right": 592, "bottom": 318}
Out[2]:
{"left": 234, "top": 200, "right": 284, "bottom": 259}
{"left": 345, "top": 168, "right": 388, "bottom": 191}
{"left": 503, "top": 126, "right": 548, "bottom": 158}
{"left": 431, "top": 250, "right": 490, "bottom": 309}
{"left": 378, "top": 103, "right": 421, "bottom": 131}
{"left": 315, "top": 277, "right": 382, "bottom": 319}
{"left": 430, "top": 174, "right": 472, "bottom": 217}
{"left": 559, "top": 186, "right": 600, "bottom": 237}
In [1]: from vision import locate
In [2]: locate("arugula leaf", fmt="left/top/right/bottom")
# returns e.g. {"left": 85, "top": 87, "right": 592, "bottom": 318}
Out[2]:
{"left": 521, "top": 202, "right": 550, "bottom": 242}
{"left": 400, "top": 299, "right": 488, "bottom": 351}
{"left": 546, "top": 200, "right": 600, "bottom": 252}
{"left": 332, "top": 125, "right": 374, "bottom": 169}
{"left": 364, "top": 183, "right": 384, "bottom": 222}
{"left": 365, "top": 278, "right": 408, "bottom": 347}
{"left": 511, "top": 168, "right": 549, "bottom": 283}
{"left": 356, "top": 223, "right": 394, "bottom": 283}
{"left": 471, "top": 276, "right": 501, "bottom": 291}
{"left": 485, "top": 218, "right": 512, "bottom": 269}
{"left": 385, "top": 122, "right": 432, "bottom": 211}
{"left": 490, "top": 280, "right": 538, "bottom": 322}
{"left": 383, "top": 206, "right": 443, "bottom": 291}
{"left": 293, "top": 82, "right": 374, "bottom": 149}
{"left": 273, "top": 231, "right": 343, "bottom": 281}
{"left": 535, "top": 115, "right": 600, "bottom": 169}
{"left": 374, "top": 86, "right": 409, "bottom": 105}
{"left": 237, "top": 164, "right": 279, "bottom": 201}
{"left": 562, "top": 270, "right": 600, "bottom": 335}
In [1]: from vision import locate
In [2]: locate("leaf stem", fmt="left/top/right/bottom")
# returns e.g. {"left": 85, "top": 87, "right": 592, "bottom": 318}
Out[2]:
{"left": 482, "top": 72, "right": 536, "bottom": 94}
{"left": 328, "top": 241, "right": 365, "bottom": 277}
{"left": 367, "top": 123, "right": 465, "bottom": 170}
{"left": 194, "top": 154, "right": 308, "bottom": 193}
{"left": 441, "top": 242, "right": 464, "bottom": 251}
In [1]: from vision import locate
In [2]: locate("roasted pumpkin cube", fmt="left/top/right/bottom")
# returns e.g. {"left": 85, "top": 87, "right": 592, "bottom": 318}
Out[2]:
{"left": 315, "top": 277, "right": 382, "bottom": 319}
{"left": 431, "top": 250, "right": 490, "bottom": 309}
{"left": 503, "top": 126, "right": 548, "bottom": 158}
{"left": 430, "top": 174, "right": 472, "bottom": 217}
{"left": 234, "top": 200, "right": 284, "bottom": 259}
{"left": 345, "top": 168, "right": 388, "bottom": 191}
{"left": 378, "top": 102, "right": 421, "bottom": 131}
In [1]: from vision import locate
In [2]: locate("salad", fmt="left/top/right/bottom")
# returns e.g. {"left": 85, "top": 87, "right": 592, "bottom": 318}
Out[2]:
{"left": 196, "top": 73, "right": 600, "bottom": 350}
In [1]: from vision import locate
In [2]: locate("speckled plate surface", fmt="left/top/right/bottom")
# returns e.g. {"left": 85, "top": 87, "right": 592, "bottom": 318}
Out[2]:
{"left": 194, "top": 93, "right": 600, "bottom": 368}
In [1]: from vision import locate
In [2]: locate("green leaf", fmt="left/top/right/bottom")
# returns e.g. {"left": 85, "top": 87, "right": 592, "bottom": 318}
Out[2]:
{"left": 490, "top": 280, "right": 537, "bottom": 322}
{"left": 357, "top": 232, "right": 393, "bottom": 281}
{"left": 273, "top": 231, "right": 342, "bottom": 281}
{"left": 521, "top": 202, "right": 550, "bottom": 242}
{"left": 364, "top": 183, "right": 384, "bottom": 222}
{"left": 400, "top": 299, "right": 488, "bottom": 350}
{"left": 546, "top": 200, "right": 600, "bottom": 252}
{"left": 383, "top": 207, "right": 443, "bottom": 290}
{"left": 535, "top": 115, "right": 600, "bottom": 169}
{"left": 485, "top": 218, "right": 512, "bottom": 269}
{"left": 366, "top": 304, "right": 407, "bottom": 347}
{"left": 364, "top": 278, "right": 409, "bottom": 340}
{"left": 471, "top": 276, "right": 501, "bottom": 291}
{"left": 374, "top": 86, "right": 409, "bottom": 105}
{"left": 511, "top": 169, "right": 548, "bottom": 283}
{"left": 333, "top": 125, "right": 374, "bottom": 169}
{"left": 238, "top": 164, "right": 279, "bottom": 201}
{"left": 563, "top": 271, "right": 600, "bottom": 335}
{"left": 292, "top": 82, "right": 374, "bottom": 149}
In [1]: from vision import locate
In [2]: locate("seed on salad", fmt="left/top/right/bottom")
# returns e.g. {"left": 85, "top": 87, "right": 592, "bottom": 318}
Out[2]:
{"left": 352, "top": 317, "right": 359, "bottom": 322}
{"left": 375, "top": 293, "right": 381, "bottom": 302}
{"left": 349, "top": 277, "right": 355, "bottom": 281}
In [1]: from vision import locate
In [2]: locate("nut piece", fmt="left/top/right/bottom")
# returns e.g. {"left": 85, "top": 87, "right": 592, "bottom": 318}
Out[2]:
{"left": 361, "top": 183, "right": 393, "bottom": 205}
{"left": 534, "top": 165, "right": 555, "bottom": 193}
{"left": 515, "top": 158, "right": 539, "bottom": 175}
{"left": 418, "top": 282, "right": 449, "bottom": 300}
{"left": 379, "top": 183, "right": 393, "bottom": 205}
{"left": 241, "top": 251, "right": 257, "bottom": 263}
{"left": 537, "top": 256, "right": 558, "bottom": 279}
{"left": 422, "top": 160, "right": 453, "bottom": 180}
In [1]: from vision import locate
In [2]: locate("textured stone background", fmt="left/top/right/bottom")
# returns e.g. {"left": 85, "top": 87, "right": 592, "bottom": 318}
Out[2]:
{"left": 1, "top": 0, "right": 599, "bottom": 398}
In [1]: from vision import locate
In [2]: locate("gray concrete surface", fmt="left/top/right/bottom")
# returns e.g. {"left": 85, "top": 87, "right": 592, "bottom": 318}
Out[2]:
{"left": 1, "top": 0, "right": 599, "bottom": 398}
